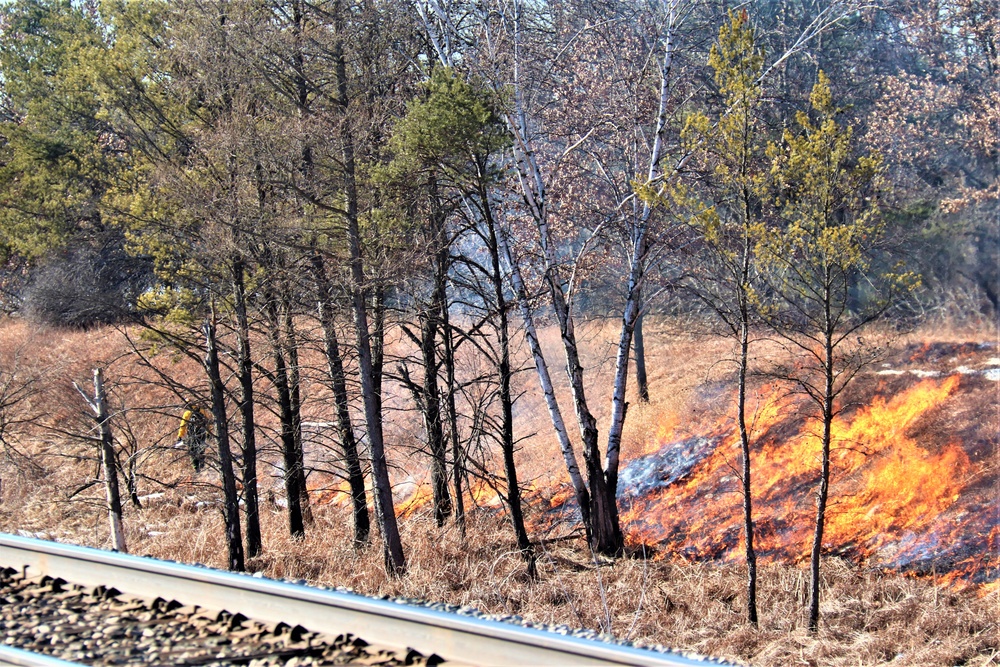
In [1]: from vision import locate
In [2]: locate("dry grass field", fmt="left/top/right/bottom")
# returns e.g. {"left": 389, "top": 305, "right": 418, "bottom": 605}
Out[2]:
{"left": 0, "top": 316, "right": 996, "bottom": 666}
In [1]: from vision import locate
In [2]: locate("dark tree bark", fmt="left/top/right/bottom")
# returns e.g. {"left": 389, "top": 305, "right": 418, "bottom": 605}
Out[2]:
{"left": 282, "top": 294, "right": 313, "bottom": 526}
{"left": 310, "top": 249, "right": 370, "bottom": 545}
{"left": 232, "top": 256, "right": 262, "bottom": 558}
{"left": 203, "top": 318, "right": 245, "bottom": 572}
{"left": 483, "top": 188, "right": 535, "bottom": 575}
{"left": 633, "top": 299, "right": 650, "bottom": 403}
{"left": 809, "top": 299, "right": 836, "bottom": 633}
{"left": 439, "top": 292, "right": 465, "bottom": 536}
{"left": 546, "top": 271, "right": 623, "bottom": 556}
{"left": 334, "top": 1, "right": 404, "bottom": 573}
{"left": 371, "top": 285, "right": 386, "bottom": 413}
{"left": 418, "top": 308, "right": 452, "bottom": 527}
{"left": 419, "top": 186, "right": 454, "bottom": 526}
{"left": 738, "top": 318, "right": 757, "bottom": 626}
{"left": 350, "top": 247, "right": 405, "bottom": 574}
{"left": 263, "top": 289, "right": 305, "bottom": 539}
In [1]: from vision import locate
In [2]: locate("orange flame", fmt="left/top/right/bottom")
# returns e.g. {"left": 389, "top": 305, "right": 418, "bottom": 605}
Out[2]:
{"left": 314, "top": 480, "right": 354, "bottom": 507}
{"left": 636, "top": 412, "right": 681, "bottom": 456}
{"left": 470, "top": 480, "right": 502, "bottom": 508}
{"left": 615, "top": 375, "right": 989, "bottom": 583}
{"left": 396, "top": 484, "right": 434, "bottom": 518}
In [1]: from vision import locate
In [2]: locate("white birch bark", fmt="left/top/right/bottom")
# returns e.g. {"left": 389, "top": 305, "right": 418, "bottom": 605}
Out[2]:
{"left": 605, "top": 0, "right": 853, "bottom": 480}
{"left": 416, "top": 0, "right": 456, "bottom": 68}
{"left": 605, "top": 0, "right": 678, "bottom": 486}
{"left": 78, "top": 369, "right": 127, "bottom": 553}
{"left": 497, "top": 0, "right": 595, "bottom": 500}
{"left": 495, "top": 212, "right": 589, "bottom": 505}
{"left": 504, "top": 0, "right": 598, "bottom": 447}
{"left": 498, "top": 0, "right": 623, "bottom": 550}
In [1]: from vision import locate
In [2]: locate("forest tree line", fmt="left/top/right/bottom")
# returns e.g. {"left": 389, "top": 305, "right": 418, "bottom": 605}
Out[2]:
{"left": 0, "top": 0, "right": 996, "bottom": 633}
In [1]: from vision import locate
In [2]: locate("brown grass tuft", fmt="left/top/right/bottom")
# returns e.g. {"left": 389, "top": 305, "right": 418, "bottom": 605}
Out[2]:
{"left": 0, "top": 316, "right": 996, "bottom": 666}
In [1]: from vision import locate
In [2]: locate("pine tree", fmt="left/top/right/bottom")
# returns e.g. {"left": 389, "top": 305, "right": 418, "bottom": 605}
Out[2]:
{"left": 645, "top": 9, "right": 771, "bottom": 625}
{"left": 759, "top": 71, "right": 917, "bottom": 632}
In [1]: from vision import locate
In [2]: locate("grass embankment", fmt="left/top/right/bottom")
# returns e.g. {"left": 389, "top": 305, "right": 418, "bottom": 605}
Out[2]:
{"left": 0, "top": 317, "right": 996, "bottom": 666}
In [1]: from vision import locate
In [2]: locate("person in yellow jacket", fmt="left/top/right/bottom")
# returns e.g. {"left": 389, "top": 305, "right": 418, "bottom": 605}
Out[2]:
{"left": 177, "top": 404, "right": 210, "bottom": 472}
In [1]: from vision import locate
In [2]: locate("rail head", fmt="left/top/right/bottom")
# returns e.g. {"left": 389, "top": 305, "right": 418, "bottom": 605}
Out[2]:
{"left": 0, "top": 646, "right": 83, "bottom": 667}
{"left": 0, "top": 533, "right": 731, "bottom": 667}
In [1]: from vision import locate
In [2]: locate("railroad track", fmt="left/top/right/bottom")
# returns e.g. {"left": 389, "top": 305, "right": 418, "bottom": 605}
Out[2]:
{"left": 0, "top": 534, "right": 727, "bottom": 666}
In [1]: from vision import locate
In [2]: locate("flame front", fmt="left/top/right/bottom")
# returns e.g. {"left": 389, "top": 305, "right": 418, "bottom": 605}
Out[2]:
{"left": 397, "top": 484, "right": 435, "bottom": 518}
{"left": 613, "top": 375, "right": 995, "bottom": 585}
{"left": 823, "top": 376, "right": 969, "bottom": 560}
{"left": 384, "top": 368, "right": 994, "bottom": 586}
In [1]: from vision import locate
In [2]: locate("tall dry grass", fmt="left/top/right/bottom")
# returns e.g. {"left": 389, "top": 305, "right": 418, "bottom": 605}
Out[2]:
{"left": 0, "top": 316, "right": 996, "bottom": 666}
{"left": 65, "top": 499, "right": 997, "bottom": 667}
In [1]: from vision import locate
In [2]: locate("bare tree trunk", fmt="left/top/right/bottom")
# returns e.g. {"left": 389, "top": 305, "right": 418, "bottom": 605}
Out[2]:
{"left": 809, "top": 304, "right": 835, "bottom": 633}
{"left": 125, "top": 457, "right": 142, "bottom": 510}
{"left": 419, "top": 310, "right": 452, "bottom": 527}
{"left": 439, "top": 295, "right": 465, "bottom": 536}
{"left": 92, "top": 369, "right": 127, "bottom": 553}
{"left": 503, "top": 0, "right": 620, "bottom": 554}
{"left": 232, "top": 257, "right": 262, "bottom": 558}
{"left": 334, "top": 0, "right": 405, "bottom": 573}
{"left": 310, "top": 250, "right": 370, "bottom": 545}
{"left": 603, "top": 8, "right": 676, "bottom": 523}
{"left": 285, "top": 0, "right": 314, "bottom": 530}
{"left": 547, "top": 268, "right": 623, "bottom": 556}
{"left": 282, "top": 297, "right": 313, "bottom": 525}
{"left": 421, "top": 193, "right": 454, "bottom": 526}
{"left": 350, "top": 256, "right": 405, "bottom": 574}
{"left": 263, "top": 291, "right": 305, "bottom": 539}
{"left": 738, "top": 319, "right": 757, "bottom": 626}
{"left": 203, "top": 318, "right": 245, "bottom": 572}
{"left": 735, "top": 212, "right": 759, "bottom": 626}
{"left": 495, "top": 214, "right": 592, "bottom": 538}
{"left": 398, "top": 337, "right": 451, "bottom": 529}
{"left": 415, "top": 2, "right": 465, "bottom": 535}
{"left": 633, "top": 301, "right": 650, "bottom": 403}
{"left": 371, "top": 286, "right": 386, "bottom": 413}
{"left": 604, "top": 247, "right": 645, "bottom": 487}
{"left": 484, "top": 190, "right": 535, "bottom": 575}
{"left": 520, "top": 134, "right": 620, "bottom": 552}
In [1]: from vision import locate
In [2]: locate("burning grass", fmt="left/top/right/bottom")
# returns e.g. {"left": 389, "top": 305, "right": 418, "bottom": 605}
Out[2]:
{"left": 611, "top": 373, "right": 997, "bottom": 585}
{"left": 0, "top": 317, "right": 997, "bottom": 665}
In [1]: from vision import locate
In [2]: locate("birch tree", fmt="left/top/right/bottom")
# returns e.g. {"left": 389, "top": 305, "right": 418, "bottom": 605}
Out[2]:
{"left": 483, "top": 0, "right": 621, "bottom": 554}
{"left": 75, "top": 369, "right": 127, "bottom": 553}
{"left": 453, "top": 12, "right": 584, "bottom": 509}
{"left": 460, "top": 0, "right": 693, "bottom": 555}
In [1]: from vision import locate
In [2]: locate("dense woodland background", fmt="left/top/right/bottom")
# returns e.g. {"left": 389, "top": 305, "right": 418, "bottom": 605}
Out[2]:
{"left": 0, "top": 0, "right": 997, "bottom": 663}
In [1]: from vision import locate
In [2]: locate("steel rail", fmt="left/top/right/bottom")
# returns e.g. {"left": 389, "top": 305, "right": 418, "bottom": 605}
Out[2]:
{"left": 0, "top": 534, "right": 726, "bottom": 666}
{"left": 0, "top": 646, "right": 82, "bottom": 667}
